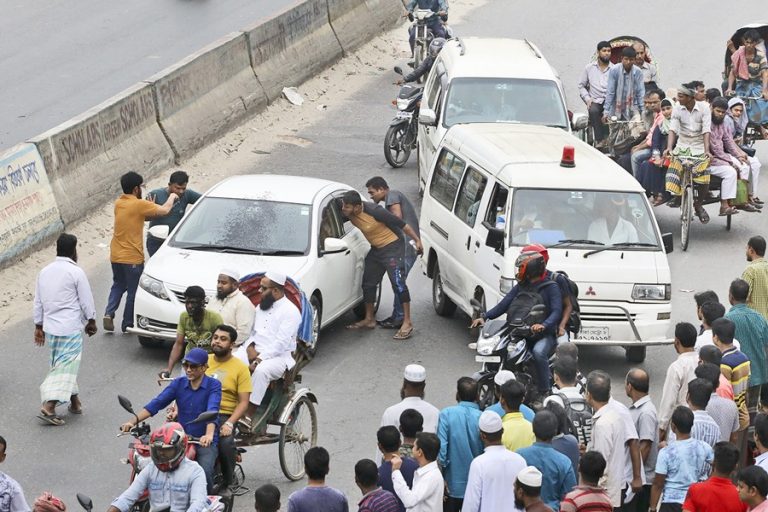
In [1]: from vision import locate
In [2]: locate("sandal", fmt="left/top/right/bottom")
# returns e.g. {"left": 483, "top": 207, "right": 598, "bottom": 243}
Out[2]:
{"left": 37, "top": 411, "right": 65, "bottom": 426}
{"left": 68, "top": 405, "right": 83, "bottom": 415}
{"left": 719, "top": 206, "right": 739, "bottom": 216}
{"left": 393, "top": 327, "right": 414, "bottom": 341}
{"left": 695, "top": 207, "right": 710, "bottom": 224}
{"left": 737, "top": 204, "right": 760, "bottom": 213}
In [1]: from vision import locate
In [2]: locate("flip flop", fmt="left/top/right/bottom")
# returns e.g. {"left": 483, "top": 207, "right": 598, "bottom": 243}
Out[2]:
{"left": 68, "top": 405, "right": 83, "bottom": 415}
{"left": 346, "top": 323, "right": 375, "bottom": 330}
{"left": 719, "top": 207, "right": 739, "bottom": 216}
{"left": 393, "top": 327, "right": 414, "bottom": 340}
{"left": 37, "top": 411, "right": 65, "bottom": 426}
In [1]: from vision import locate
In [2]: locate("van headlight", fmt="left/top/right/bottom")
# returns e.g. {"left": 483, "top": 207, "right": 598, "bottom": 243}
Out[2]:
{"left": 477, "top": 335, "right": 500, "bottom": 355}
{"left": 500, "top": 276, "right": 515, "bottom": 294}
{"left": 139, "top": 274, "right": 170, "bottom": 301}
{"left": 632, "top": 284, "right": 670, "bottom": 301}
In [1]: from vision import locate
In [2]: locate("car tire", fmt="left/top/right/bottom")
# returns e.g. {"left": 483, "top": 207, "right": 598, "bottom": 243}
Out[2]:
{"left": 310, "top": 295, "right": 322, "bottom": 347}
{"left": 625, "top": 346, "right": 646, "bottom": 363}
{"left": 138, "top": 336, "right": 163, "bottom": 349}
{"left": 432, "top": 261, "right": 456, "bottom": 317}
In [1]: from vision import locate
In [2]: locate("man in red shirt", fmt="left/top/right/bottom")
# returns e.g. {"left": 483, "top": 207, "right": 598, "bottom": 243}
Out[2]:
{"left": 683, "top": 441, "right": 747, "bottom": 512}
{"left": 560, "top": 451, "right": 612, "bottom": 512}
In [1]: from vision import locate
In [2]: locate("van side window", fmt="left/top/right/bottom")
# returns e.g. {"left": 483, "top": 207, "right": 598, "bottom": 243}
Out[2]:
{"left": 430, "top": 149, "right": 466, "bottom": 210}
{"left": 426, "top": 70, "right": 443, "bottom": 107}
{"left": 484, "top": 184, "right": 509, "bottom": 225}
{"left": 454, "top": 167, "right": 487, "bottom": 227}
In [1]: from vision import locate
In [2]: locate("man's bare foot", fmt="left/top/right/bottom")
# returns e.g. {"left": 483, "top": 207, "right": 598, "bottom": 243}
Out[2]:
{"left": 346, "top": 321, "right": 376, "bottom": 330}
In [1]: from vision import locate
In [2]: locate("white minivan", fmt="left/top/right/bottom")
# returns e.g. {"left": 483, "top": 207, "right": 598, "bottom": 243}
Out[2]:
{"left": 416, "top": 37, "right": 586, "bottom": 194}
{"left": 419, "top": 123, "right": 673, "bottom": 362}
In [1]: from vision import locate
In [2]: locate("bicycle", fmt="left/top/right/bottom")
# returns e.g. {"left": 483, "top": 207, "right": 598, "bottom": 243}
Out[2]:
{"left": 604, "top": 116, "right": 645, "bottom": 159}
{"left": 740, "top": 94, "right": 767, "bottom": 148}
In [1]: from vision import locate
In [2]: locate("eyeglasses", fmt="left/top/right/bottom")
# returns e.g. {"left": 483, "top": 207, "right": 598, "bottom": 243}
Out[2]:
{"left": 182, "top": 362, "right": 203, "bottom": 370}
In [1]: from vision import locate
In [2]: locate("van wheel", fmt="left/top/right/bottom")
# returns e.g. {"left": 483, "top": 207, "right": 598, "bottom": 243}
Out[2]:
{"left": 432, "top": 262, "right": 456, "bottom": 317}
{"left": 625, "top": 346, "right": 646, "bottom": 363}
{"left": 138, "top": 336, "right": 163, "bottom": 348}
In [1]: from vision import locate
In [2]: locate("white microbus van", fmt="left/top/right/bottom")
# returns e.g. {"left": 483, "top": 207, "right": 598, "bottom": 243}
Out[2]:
{"left": 419, "top": 123, "right": 673, "bottom": 362}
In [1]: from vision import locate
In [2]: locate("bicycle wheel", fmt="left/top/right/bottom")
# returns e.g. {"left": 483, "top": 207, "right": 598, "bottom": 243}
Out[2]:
{"left": 681, "top": 186, "right": 693, "bottom": 251}
{"left": 278, "top": 396, "right": 318, "bottom": 481}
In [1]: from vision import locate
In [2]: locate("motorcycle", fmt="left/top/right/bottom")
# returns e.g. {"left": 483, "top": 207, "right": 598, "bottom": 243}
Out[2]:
{"left": 117, "top": 395, "right": 241, "bottom": 512}
{"left": 470, "top": 302, "right": 552, "bottom": 408}
{"left": 384, "top": 66, "right": 423, "bottom": 168}
{"left": 409, "top": 9, "right": 436, "bottom": 73}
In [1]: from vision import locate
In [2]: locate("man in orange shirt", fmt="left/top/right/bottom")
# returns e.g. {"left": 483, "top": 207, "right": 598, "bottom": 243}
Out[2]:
{"left": 104, "top": 171, "right": 177, "bottom": 333}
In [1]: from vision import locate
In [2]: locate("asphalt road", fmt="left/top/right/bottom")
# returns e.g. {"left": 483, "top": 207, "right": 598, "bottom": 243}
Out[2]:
{"left": 0, "top": 0, "right": 294, "bottom": 151}
{"left": 2, "top": 0, "right": 767, "bottom": 508}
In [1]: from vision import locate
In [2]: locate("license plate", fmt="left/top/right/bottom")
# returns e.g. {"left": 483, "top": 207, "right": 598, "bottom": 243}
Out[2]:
{"left": 396, "top": 111, "right": 413, "bottom": 119}
{"left": 576, "top": 326, "right": 610, "bottom": 341}
{"left": 475, "top": 355, "right": 501, "bottom": 363}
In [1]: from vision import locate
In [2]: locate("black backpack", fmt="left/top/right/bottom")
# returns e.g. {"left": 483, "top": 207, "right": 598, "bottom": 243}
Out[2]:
{"left": 505, "top": 279, "right": 558, "bottom": 339}
{"left": 552, "top": 270, "right": 581, "bottom": 335}
{"left": 557, "top": 392, "right": 593, "bottom": 446}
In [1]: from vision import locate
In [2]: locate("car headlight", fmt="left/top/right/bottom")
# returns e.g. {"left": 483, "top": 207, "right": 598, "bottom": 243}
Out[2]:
{"left": 133, "top": 452, "right": 151, "bottom": 472}
{"left": 632, "top": 284, "right": 671, "bottom": 301}
{"left": 477, "top": 335, "right": 500, "bottom": 356}
{"left": 139, "top": 274, "right": 170, "bottom": 301}
{"left": 499, "top": 276, "right": 515, "bottom": 294}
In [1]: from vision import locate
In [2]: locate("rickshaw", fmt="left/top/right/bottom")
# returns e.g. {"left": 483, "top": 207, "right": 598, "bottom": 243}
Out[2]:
{"left": 723, "top": 23, "right": 768, "bottom": 147}
{"left": 232, "top": 272, "right": 319, "bottom": 481}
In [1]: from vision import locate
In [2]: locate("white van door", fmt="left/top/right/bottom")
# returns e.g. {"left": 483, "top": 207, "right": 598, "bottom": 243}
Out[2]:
{"left": 417, "top": 61, "right": 447, "bottom": 193}
{"left": 472, "top": 183, "right": 510, "bottom": 309}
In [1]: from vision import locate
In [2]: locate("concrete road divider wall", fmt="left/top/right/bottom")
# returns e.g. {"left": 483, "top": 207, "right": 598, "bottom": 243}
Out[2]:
{"left": 328, "top": 0, "right": 405, "bottom": 54}
{"left": 148, "top": 32, "right": 268, "bottom": 159}
{"left": 245, "top": 0, "right": 344, "bottom": 102}
{"left": 0, "top": 144, "right": 63, "bottom": 265}
{"left": 29, "top": 83, "right": 175, "bottom": 225}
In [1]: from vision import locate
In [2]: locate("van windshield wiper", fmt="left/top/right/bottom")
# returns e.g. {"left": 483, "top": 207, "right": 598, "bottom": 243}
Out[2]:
{"left": 177, "top": 244, "right": 264, "bottom": 255}
{"left": 259, "top": 250, "right": 306, "bottom": 256}
{"left": 549, "top": 239, "right": 605, "bottom": 248}
{"left": 583, "top": 242, "right": 658, "bottom": 258}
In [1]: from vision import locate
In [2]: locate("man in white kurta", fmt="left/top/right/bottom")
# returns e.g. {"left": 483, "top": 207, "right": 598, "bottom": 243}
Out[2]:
{"left": 210, "top": 268, "right": 255, "bottom": 346}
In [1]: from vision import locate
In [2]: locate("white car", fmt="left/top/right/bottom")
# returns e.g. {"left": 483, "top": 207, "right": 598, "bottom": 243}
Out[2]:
{"left": 128, "top": 174, "right": 376, "bottom": 347}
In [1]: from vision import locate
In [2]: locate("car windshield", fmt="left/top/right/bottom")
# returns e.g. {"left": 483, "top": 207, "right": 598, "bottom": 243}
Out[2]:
{"left": 170, "top": 197, "right": 311, "bottom": 254}
{"left": 508, "top": 189, "right": 660, "bottom": 249}
{"left": 443, "top": 77, "right": 568, "bottom": 128}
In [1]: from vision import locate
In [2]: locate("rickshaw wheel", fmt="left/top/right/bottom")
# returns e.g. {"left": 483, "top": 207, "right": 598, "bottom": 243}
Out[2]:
{"left": 279, "top": 396, "right": 318, "bottom": 481}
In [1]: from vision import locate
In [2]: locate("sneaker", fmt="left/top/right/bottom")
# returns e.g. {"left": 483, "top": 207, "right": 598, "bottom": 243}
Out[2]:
{"left": 103, "top": 315, "right": 114, "bottom": 332}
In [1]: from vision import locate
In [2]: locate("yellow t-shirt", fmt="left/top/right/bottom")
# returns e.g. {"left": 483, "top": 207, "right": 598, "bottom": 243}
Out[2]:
{"left": 206, "top": 355, "right": 252, "bottom": 416}
{"left": 502, "top": 412, "right": 535, "bottom": 452}
{"left": 110, "top": 194, "right": 160, "bottom": 264}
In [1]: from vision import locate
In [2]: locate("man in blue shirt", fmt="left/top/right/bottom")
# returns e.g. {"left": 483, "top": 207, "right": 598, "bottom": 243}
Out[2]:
{"left": 120, "top": 348, "right": 221, "bottom": 493}
{"left": 145, "top": 170, "right": 202, "bottom": 256}
{"left": 603, "top": 46, "right": 645, "bottom": 122}
{"left": 516, "top": 410, "right": 577, "bottom": 510}
{"left": 377, "top": 426, "right": 418, "bottom": 512}
{"left": 438, "top": 377, "right": 484, "bottom": 511}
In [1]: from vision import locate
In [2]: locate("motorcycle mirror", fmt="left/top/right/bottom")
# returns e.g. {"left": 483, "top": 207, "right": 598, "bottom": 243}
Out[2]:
{"left": 394, "top": 66, "right": 403, "bottom": 75}
{"left": 117, "top": 395, "right": 135, "bottom": 414}
{"left": 189, "top": 411, "right": 219, "bottom": 424}
{"left": 76, "top": 493, "right": 93, "bottom": 512}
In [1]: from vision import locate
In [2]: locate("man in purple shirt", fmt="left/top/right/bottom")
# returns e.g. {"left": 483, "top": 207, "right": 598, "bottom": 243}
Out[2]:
{"left": 710, "top": 97, "right": 756, "bottom": 215}
{"left": 288, "top": 447, "right": 349, "bottom": 512}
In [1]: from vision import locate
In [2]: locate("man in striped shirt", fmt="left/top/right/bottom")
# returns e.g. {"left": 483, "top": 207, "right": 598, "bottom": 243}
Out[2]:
{"left": 686, "top": 378, "right": 722, "bottom": 448}
{"left": 560, "top": 451, "right": 612, "bottom": 512}
{"left": 356, "top": 459, "right": 400, "bottom": 512}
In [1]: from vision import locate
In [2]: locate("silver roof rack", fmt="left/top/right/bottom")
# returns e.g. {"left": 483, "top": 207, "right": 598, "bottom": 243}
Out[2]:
{"left": 524, "top": 39, "right": 542, "bottom": 59}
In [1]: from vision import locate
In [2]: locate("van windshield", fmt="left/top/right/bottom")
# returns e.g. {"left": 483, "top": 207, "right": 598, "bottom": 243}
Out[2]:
{"left": 508, "top": 189, "right": 660, "bottom": 250}
{"left": 443, "top": 78, "right": 568, "bottom": 128}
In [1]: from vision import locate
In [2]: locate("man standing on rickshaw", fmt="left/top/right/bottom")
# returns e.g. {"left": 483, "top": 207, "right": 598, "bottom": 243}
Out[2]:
{"left": 578, "top": 41, "right": 614, "bottom": 146}
{"left": 725, "top": 29, "right": 768, "bottom": 140}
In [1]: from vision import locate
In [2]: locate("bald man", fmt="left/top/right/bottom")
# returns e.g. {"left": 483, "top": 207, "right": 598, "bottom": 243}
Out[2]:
{"left": 626, "top": 368, "right": 658, "bottom": 511}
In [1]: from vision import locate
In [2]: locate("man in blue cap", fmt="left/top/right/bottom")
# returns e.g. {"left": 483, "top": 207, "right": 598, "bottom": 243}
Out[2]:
{"left": 119, "top": 347, "right": 222, "bottom": 493}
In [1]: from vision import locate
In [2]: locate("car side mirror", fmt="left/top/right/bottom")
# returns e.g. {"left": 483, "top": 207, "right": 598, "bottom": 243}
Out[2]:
{"left": 148, "top": 225, "right": 170, "bottom": 240}
{"left": 662, "top": 232, "right": 674, "bottom": 254}
{"left": 419, "top": 108, "right": 437, "bottom": 126}
{"left": 481, "top": 221, "right": 504, "bottom": 253}
{"left": 321, "top": 237, "right": 349, "bottom": 255}
{"left": 571, "top": 112, "right": 588, "bottom": 131}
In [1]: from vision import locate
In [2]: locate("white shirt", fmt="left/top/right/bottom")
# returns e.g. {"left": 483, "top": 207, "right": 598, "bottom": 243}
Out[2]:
{"left": 0, "top": 471, "right": 31, "bottom": 512}
{"left": 392, "top": 461, "right": 443, "bottom": 512}
{"left": 658, "top": 351, "right": 699, "bottom": 431}
{"left": 243, "top": 296, "right": 301, "bottom": 364}
{"left": 381, "top": 396, "right": 440, "bottom": 433}
{"left": 33, "top": 257, "right": 96, "bottom": 336}
{"left": 756, "top": 452, "right": 768, "bottom": 474}
{"left": 544, "top": 386, "right": 586, "bottom": 411}
{"left": 209, "top": 289, "right": 255, "bottom": 345}
{"left": 587, "top": 217, "right": 639, "bottom": 245}
{"left": 606, "top": 398, "right": 642, "bottom": 486}
{"left": 589, "top": 400, "right": 636, "bottom": 508}
{"left": 695, "top": 329, "right": 741, "bottom": 352}
{"left": 462, "top": 445, "right": 527, "bottom": 512}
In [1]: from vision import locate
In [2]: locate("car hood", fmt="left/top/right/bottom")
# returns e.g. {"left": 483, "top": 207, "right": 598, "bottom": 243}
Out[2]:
{"left": 144, "top": 246, "right": 312, "bottom": 294}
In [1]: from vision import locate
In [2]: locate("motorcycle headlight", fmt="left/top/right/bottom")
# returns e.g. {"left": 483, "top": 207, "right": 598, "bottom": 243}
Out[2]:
{"left": 133, "top": 452, "right": 151, "bottom": 472}
{"left": 397, "top": 98, "right": 411, "bottom": 110}
{"left": 477, "top": 334, "right": 500, "bottom": 356}
{"left": 139, "top": 274, "right": 170, "bottom": 301}
{"left": 632, "top": 284, "right": 670, "bottom": 301}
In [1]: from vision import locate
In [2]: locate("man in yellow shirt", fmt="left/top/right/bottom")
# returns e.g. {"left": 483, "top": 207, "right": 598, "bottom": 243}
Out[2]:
{"left": 104, "top": 171, "right": 177, "bottom": 333}
{"left": 206, "top": 324, "right": 251, "bottom": 488}
{"left": 501, "top": 379, "right": 535, "bottom": 451}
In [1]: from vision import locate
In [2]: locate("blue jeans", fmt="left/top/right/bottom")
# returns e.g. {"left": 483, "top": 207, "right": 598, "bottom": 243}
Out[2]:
{"left": 631, "top": 148, "right": 652, "bottom": 177}
{"left": 105, "top": 263, "right": 144, "bottom": 332}
{"left": 531, "top": 335, "right": 556, "bottom": 393}
{"left": 195, "top": 443, "right": 218, "bottom": 494}
{"left": 408, "top": 18, "right": 446, "bottom": 54}
{"left": 391, "top": 246, "right": 418, "bottom": 322}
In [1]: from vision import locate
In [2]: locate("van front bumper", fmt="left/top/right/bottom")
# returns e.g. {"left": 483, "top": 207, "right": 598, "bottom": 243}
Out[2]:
{"left": 573, "top": 301, "right": 673, "bottom": 347}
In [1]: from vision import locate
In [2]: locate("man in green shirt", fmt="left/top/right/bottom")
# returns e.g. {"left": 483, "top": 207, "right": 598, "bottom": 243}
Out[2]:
{"left": 744, "top": 236, "right": 768, "bottom": 321}
{"left": 161, "top": 285, "right": 222, "bottom": 377}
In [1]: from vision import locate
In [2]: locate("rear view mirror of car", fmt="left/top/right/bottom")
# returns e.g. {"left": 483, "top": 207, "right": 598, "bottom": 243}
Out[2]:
{"left": 419, "top": 108, "right": 437, "bottom": 126}
{"left": 148, "top": 225, "right": 170, "bottom": 240}
{"left": 571, "top": 112, "right": 588, "bottom": 131}
{"left": 482, "top": 221, "right": 504, "bottom": 254}
{"left": 322, "top": 237, "right": 349, "bottom": 255}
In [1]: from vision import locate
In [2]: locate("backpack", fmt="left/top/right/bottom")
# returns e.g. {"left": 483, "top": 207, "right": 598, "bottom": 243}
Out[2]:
{"left": 557, "top": 392, "right": 593, "bottom": 446}
{"left": 551, "top": 270, "right": 581, "bottom": 335}
{"left": 505, "top": 279, "right": 558, "bottom": 340}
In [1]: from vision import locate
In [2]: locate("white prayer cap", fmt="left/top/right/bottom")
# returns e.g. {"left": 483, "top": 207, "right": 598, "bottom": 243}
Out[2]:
{"left": 478, "top": 410, "right": 503, "bottom": 434}
{"left": 404, "top": 364, "right": 426, "bottom": 383}
{"left": 264, "top": 270, "right": 287, "bottom": 286}
{"left": 494, "top": 370, "right": 516, "bottom": 386}
{"left": 219, "top": 268, "right": 240, "bottom": 281}
{"left": 517, "top": 466, "right": 543, "bottom": 487}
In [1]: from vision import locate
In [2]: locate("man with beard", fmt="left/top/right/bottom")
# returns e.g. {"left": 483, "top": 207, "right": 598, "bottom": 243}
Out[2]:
{"left": 578, "top": 41, "right": 614, "bottom": 146}
{"left": 161, "top": 285, "right": 223, "bottom": 378}
{"left": 237, "top": 271, "right": 301, "bottom": 431}
{"left": 104, "top": 171, "right": 177, "bottom": 333}
{"left": 514, "top": 466, "right": 553, "bottom": 512}
{"left": 210, "top": 268, "right": 255, "bottom": 346}
{"left": 206, "top": 324, "right": 251, "bottom": 488}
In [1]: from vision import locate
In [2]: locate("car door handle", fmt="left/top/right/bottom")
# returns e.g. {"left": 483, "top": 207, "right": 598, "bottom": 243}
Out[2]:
{"left": 430, "top": 221, "right": 448, "bottom": 240}
{"left": 466, "top": 235, "right": 471, "bottom": 250}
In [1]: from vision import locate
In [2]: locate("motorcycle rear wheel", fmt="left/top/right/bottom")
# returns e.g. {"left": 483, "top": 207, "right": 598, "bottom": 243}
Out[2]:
{"left": 384, "top": 124, "right": 412, "bottom": 168}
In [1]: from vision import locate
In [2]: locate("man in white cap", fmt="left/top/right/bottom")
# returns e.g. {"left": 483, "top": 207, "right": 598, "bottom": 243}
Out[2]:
{"left": 381, "top": 364, "right": 440, "bottom": 433}
{"left": 210, "top": 268, "right": 255, "bottom": 347}
{"left": 487, "top": 370, "right": 535, "bottom": 422}
{"left": 463, "top": 411, "right": 527, "bottom": 512}
{"left": 238, "top": 271, "right": 301, "bottom": 431}
{"left": 515, "top": 466, "right": 553, "bottom": 512}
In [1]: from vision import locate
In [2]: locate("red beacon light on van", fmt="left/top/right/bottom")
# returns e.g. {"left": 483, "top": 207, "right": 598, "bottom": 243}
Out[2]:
{"left": 560, "top": 146, "right": 575, "bottom": 168}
